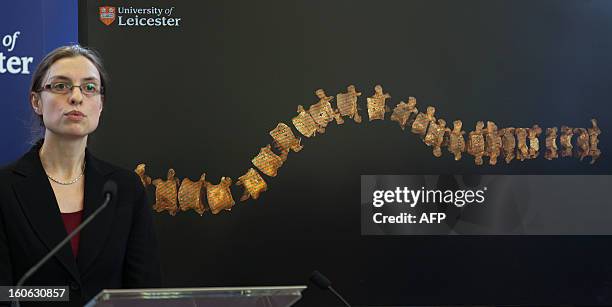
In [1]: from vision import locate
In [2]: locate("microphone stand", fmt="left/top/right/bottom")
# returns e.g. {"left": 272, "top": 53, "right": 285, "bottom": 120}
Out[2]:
{"left": 12, "top": 193, "right": 112, "bottom": 307}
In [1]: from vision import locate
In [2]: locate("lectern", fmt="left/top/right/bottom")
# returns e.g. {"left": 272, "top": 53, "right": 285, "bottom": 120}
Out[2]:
{"left": 84, "top": 285, "right": 307, "bottom": 307}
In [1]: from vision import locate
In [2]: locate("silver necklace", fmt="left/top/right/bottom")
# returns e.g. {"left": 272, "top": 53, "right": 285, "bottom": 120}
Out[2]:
{"left": 46, "top": 161, "right": 86, "bottom": 185}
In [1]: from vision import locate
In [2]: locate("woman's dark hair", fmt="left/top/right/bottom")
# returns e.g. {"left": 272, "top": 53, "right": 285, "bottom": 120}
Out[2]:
{"left": 29, "top": 45, "right": 108, "bottom": 143}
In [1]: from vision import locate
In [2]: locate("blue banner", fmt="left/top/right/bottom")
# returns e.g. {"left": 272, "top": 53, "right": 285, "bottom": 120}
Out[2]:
{"left": 0, "top": 0, "right": 78, "bottom": 166}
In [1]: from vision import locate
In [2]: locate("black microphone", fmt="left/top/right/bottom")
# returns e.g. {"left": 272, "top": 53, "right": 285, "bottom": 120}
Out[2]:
{"left": 12, "top": 181, "right": 118, "bottom": 307}
{"left": 309, "top": 270, "right": 352, "bottom": 307}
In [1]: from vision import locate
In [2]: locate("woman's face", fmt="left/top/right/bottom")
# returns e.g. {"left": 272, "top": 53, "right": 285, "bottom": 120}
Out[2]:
{"left": 31, "top": 55, "right": 104, "bottom": 139}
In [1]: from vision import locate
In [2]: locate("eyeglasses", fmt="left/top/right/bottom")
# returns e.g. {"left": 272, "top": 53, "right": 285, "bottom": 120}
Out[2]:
{"left": 41, "top": 81, "right": 104, "bottom": 96}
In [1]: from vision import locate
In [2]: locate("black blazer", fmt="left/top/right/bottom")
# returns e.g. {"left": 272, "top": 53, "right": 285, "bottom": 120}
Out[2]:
{"left": 0, "top": 143, "right": 162, "bottom": 306}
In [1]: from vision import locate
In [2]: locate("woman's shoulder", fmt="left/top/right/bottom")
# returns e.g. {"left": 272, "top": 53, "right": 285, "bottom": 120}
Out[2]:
{"left": 0, "top": 148, "right": 37, "bottom": 182}
{"left": 0, "top": 160, "right": 20, "bottom": 182}
{"left": 0, "top": 159, "right": 18, "bottom": 174}
{"left": 0, "top": 148, "right": 41, "bottom": 201}
{"left": 0, "top": 141, "right": 46, "bottom": 181}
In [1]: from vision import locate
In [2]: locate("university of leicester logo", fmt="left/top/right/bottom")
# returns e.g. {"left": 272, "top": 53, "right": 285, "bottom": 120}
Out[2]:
{"left": 99, "top": 6, "right": 116, "bottom": 26}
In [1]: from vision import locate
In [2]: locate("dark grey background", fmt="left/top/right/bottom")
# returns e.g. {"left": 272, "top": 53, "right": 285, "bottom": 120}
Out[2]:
{"left": 83, "top": 0, "right": 612, "bottom": 305}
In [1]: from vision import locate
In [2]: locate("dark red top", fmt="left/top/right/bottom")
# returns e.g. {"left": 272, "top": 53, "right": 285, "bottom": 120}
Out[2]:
{"left": 60, "top": 210, "right": 83, "bottom": 258}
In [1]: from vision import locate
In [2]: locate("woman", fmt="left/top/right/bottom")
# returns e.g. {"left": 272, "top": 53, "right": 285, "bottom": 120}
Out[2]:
{"left": 0, "top": 45, "right": 162, "bottom": 306}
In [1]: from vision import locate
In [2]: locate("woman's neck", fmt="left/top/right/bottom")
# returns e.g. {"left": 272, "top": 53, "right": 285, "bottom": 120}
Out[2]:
{"left": 39, "top": 132, "right": 88, "bottom": 181}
